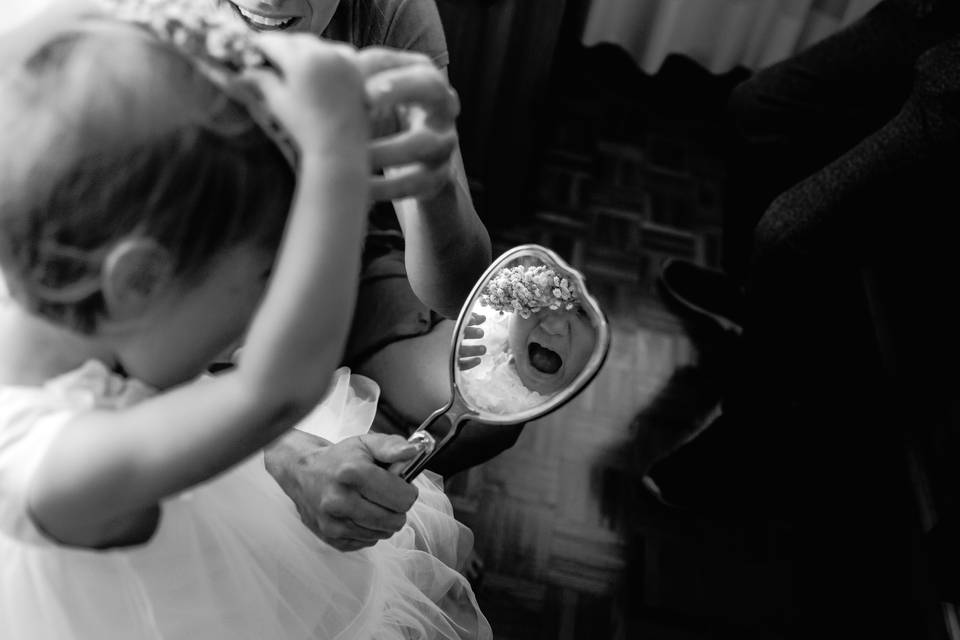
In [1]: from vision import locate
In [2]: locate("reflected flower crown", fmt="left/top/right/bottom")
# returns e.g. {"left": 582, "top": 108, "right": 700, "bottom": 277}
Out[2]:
{"left": 98, "top": 0, "right": 297, "bottom": 166}
{"left": 480, "top": 265, "right": 579, "bottom": 319}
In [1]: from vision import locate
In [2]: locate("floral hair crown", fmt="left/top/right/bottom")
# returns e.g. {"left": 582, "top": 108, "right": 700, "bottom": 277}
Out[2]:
{"left": 480, "top": 265, "right": 579, "bottom": 319}
{"left": 98, "top": 0, "right": 297, "bottom": 166}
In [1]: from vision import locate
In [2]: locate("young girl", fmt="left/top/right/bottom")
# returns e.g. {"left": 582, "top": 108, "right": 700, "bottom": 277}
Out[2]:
{"left": 0, "top": 2, "right": 489, "bottom": 638}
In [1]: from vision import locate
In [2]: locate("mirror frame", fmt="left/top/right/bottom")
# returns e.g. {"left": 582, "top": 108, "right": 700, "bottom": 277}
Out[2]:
{"left": 450, "top": 243, "right": 611, "bottom": 424}
{"left": 392, "top": 244, "right": 612, "bottom": 482}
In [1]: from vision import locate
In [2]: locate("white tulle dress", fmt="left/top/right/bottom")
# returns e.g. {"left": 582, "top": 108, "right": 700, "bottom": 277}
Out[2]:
{"left": 0, "top": 361, "right": 491, "bottom": 639}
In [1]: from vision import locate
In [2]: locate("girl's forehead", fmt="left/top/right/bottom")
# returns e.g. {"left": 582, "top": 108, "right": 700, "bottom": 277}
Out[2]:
{"left": 1, "top": 2, "right": 165, "bottom": 72}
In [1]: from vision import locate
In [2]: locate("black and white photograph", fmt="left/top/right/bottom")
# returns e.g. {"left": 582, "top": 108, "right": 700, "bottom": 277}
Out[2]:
{"left": 1, "top": 0, "right": 958, "bottom": 638}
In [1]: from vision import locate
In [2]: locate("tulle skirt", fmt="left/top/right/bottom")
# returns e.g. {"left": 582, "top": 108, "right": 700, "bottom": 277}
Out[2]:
{"left": 0, "top": 370, "right": 490, "bottom": 639}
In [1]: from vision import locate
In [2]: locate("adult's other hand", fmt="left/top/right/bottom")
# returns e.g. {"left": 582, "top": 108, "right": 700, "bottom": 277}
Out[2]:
{"left": 357, "top": 48, "right": 460, "bottom": 202}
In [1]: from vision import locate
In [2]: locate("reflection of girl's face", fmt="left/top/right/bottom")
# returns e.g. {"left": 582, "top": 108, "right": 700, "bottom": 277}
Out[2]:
{"left": 507, "top": 308, "right": 597, "bottom": 395}
{"left": 222, "top": 0, "right": 339, "bottom": 34}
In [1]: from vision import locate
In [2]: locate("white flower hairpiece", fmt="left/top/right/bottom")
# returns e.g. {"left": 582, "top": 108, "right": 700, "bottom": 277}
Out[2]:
{"left": 99, "top": 0, "right": 262, "bottom": 67}
{"left": 480, "top": 265, "right": 579, "bottom": 319}
{"left": 98, "top": 0, "right": 297, "bottom": 166}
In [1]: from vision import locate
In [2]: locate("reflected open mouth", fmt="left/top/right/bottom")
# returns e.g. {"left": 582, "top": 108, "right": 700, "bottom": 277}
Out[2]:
{"left": 229, "top": 3, "right": 301, "bottom": 30}
{"left": 528, "top": 342, "right": 562, "bottom": 374}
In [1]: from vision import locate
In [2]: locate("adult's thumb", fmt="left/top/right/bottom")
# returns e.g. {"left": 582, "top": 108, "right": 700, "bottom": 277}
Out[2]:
{"left": 361, "top": 433, "right": 420, "bottom": 464}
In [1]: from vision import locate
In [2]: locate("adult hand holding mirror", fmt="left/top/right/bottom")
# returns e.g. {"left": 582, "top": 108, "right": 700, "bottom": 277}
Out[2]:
{"left": 392, "top": 245, "right": 610, "bottom": 481}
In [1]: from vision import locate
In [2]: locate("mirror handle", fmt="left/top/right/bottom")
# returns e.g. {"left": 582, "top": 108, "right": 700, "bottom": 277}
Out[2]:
{"left": 386, "top": 402, "right": 450, "bottom": 481}
{"left": 387, "top": 431, "right": 436, "bottom": 480}
{"left": 388, "top": 396, "right": 471, "bottom": 482}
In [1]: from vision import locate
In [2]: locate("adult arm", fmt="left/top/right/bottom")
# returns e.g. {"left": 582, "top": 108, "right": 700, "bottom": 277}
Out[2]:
{"left": 359, "top": 0, "right": 493, "bottom": 316}
{"left": 369, "top": 63, "right": 491, "bottom": 317}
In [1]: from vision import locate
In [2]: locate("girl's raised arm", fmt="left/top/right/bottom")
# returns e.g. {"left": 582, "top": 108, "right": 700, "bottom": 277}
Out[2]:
{"left": 29, "top": 36, "right": 371, "bottom": 546}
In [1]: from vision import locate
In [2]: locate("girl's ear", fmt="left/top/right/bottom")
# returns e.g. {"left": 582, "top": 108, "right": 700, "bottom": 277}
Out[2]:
{"left": 101, "top": 239, "right": 173, "bottom": 322}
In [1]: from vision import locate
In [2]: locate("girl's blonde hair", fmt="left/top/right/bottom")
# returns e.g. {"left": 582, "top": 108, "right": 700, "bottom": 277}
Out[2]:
{"left": 0, "top": 17, "right": 294, "bottom": 333}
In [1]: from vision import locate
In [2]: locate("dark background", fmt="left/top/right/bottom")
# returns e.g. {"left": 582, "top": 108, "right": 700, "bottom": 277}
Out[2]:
{"left": 433, "top": 1, "right": 959, "bottom": 638}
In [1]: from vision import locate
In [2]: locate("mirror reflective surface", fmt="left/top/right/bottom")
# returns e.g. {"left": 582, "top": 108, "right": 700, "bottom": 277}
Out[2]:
{"left": 454, "top": 247, "right": 608, "bottom": 422}
{"left": 394, "top": 244, "right": 610, "bottom": 481}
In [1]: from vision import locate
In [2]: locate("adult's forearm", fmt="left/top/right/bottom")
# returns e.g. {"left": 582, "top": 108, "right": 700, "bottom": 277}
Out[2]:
{"left": 399, "top": 177, "right": 492, "bottom": 318}
{"left": 264, "top": 428, "right": 323, "bottom": 489}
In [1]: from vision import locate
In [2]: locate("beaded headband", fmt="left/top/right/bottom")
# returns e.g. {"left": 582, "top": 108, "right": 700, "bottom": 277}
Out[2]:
{"left": 98, "top": 0, "right": 298, "bottom": 166}
{"left": 480, "top": 265, "right": 579, "bottom": 319}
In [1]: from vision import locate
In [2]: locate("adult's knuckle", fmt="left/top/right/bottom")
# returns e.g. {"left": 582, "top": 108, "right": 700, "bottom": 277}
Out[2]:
{"left": 336, "top": 461, "right": 364, "bottom": 485}
{"left": 319, "top": 491, "right": 349, "bottom": 516}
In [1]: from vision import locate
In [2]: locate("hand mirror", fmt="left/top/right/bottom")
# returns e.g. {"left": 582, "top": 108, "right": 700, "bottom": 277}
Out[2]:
{"left": 392, "top": 244, "right": 611, "bottom": 481}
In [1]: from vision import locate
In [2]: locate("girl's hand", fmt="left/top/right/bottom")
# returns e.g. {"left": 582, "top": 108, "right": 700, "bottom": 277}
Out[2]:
{"left": 246, "top": 34, "right": 368, "bottom": 154}
{"left": 356, "top": 48, "right": 461, "bottom": 202}
{"left": 458, "top": 312, "right": 486, "bottom": 371}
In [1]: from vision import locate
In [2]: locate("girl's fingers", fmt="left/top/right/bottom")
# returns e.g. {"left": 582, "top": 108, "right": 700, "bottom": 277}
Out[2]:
{"left": 461, "top": 327, "right": 484, "bottom": 340}
{"left": 458, "top": 357, "right": 482, "bottom": 371}
{"left": 459, "top": 345, "right": 485, "bottom": 358}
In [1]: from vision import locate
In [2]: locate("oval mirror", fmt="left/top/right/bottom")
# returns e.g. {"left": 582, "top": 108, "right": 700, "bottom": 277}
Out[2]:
{"left": 393, "top": 244, "right": 611, "bottom": 481}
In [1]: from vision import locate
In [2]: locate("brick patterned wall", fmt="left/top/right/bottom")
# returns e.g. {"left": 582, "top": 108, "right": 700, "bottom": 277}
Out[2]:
{"left": 484, "top": 46, "right": 747, "bottom": 305}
